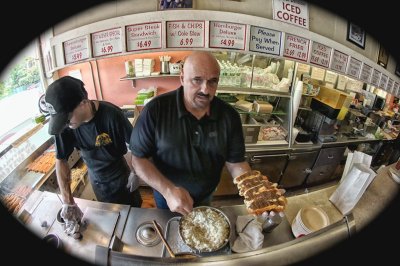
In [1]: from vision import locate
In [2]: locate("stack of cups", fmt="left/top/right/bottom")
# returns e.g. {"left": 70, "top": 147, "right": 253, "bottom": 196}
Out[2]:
{"left": 291, "top": 206, "right": 330, "bottom": 238}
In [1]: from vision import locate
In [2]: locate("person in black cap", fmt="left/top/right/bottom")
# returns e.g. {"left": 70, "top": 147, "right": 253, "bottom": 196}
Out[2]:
{"left": 45, "top": 76, "right": 142, "bottom": 236}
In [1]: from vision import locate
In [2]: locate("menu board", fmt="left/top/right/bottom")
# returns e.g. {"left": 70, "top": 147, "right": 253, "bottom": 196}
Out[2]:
{"left": 283, "top": 33, "right": 309, "bottom": 62}
{"left": 325, "top": 70, "right": 337, "bottom": 84}
{"left": 249, "top": 26, "right": 281, "bottom": 56}
{"left": 387, "top": 78, "right": 394, "bottom": 93}
{"left": 310, "top": 41, "right": 332, "bottom": 68}
{"left": 371, "top": 69, "right": 381, "bottom": 87}
{"left": 209, "top": 21, "right": 246, "bottom": 50}
{"left": 394, "top": 82, "right": 399, "bottom": 96}
{"left": 310, "top": 67, "right": 325, "bottom": 81}
{"left": 91, "top": 28, "right": 122, "bottom": 57}
{"left": 360, "top": 63, "right": 372, "bottom": 83}
{"left": 63, "top": 35, "right": 89, "bottom": 64}
{"left": 346, "top": 57, "right": 362, "bottom": 78}
{"left": 330, "top": 50, "right": 348, "bottom": 74}
{"left": 126, "top": 22, "right": 162, "bottom": 51}
{"left": 166, "top": 21, "right": 205, "bottom": 48}
{"left": 379, "top": 74, "right": 388, "bottom": 89}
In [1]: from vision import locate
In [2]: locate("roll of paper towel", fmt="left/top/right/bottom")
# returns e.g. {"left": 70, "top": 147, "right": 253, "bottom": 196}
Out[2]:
{"left": 292, "top": 80, "right": 303, "bottom": 127}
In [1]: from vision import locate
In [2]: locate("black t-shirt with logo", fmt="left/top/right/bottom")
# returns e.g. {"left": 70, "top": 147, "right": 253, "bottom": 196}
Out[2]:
{"left": 55, "top": 101, "right": 132, "bottom": 201}
{"left": 129, "top": 86, "right": 246, "bottom": 203}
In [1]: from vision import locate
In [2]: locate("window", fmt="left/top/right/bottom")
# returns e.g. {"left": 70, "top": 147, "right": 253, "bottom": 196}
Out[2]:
{"left": 0, "top": 40, "right": 44, "bottom": 144}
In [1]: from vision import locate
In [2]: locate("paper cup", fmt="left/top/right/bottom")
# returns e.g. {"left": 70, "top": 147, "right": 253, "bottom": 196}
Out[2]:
{"left": 291, "top": 206, "right": 330, "bottom": 238}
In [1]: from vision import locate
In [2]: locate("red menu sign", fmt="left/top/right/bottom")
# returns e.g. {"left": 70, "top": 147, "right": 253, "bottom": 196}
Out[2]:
{"left": 63, "top": 36, "right": 89, "bottom": 64}
{"left": 347, "top": 57, "right": 362, "bottom": 78}
{"left": 310, "top": 41, "right": 332, "bottom": 68}
{"left": 209, "top": 21, "right": 246, "bottom": 50}
{"left": 91, "top": 28, "right": 122, "bottom": 57}
{"left": 283, "top": 34, "right": 309, "bottom": 62}
{"left": 166, "top": 21, "right": 205, "bottom": 48}
{"left": 330, "top": 50, "right": 348, "bottom": 74}
{"left": 126, "top": 22, "right": 162, "bottom": 51}
{"left": 360, "top": 63, "right": 372, "bottom": 83}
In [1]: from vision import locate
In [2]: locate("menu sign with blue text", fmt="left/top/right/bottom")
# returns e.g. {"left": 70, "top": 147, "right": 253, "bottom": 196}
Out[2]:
{"left": 63, "top": 36, "right": 89, "bottom": 64}
{"left": 360, "top": 63, "right": 372, "bottom": 83}
{"left": 371, "top": 69, "right": 381, "bottom": 87}
{"left": 126, "top": 22, "right": 162, "bottom": 51}
{"left": 283, "top": 34, "right": 309, "bottom": 62}
{"left": 166, "top": 21, "right": 205, "bottom": 48}
{"left": 249, "top": 26, "right": 281, "bottom": 56}
{"left": 273, "top": 0, "right": 309, "bottom": 29}
{"left": 347, "top": 57, "right": 362, "bottom": 78}
{"left": 91, "top": 28, "right": 122, "bottom": 57}
{"left": 209, "top": 21, "right": 246, "bottom": 50}
{"left": 330, "top": 50, "right": 348, "bottom": 74}
{"left": 310, "top": 41, "right": 332, "bottom": 68}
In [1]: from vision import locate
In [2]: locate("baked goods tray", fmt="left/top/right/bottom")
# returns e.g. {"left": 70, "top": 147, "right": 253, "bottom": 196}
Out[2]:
{"left": 161, "top": 216, "right": 231, "bottom": 258}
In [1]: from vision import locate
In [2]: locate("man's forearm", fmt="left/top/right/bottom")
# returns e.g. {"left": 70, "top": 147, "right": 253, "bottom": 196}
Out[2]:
{"left": 55, "top": 159, "right": 75, "bottom": 204}
{"left": 226, "top": 161, "right": 252, "bottom": 180}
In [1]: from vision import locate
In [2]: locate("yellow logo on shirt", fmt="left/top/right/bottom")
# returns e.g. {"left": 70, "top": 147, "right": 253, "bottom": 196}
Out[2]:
{"left": 95, "top": 133, "right": 112, "bottom": 147}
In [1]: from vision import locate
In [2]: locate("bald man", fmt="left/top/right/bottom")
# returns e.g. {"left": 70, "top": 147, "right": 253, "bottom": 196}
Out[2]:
{"left": 129, "top": 51, "right": 251, "bottom": 215}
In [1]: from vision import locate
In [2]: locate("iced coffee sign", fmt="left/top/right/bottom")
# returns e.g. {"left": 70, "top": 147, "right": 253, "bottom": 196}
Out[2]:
{"left": 166, "top": 21, "right": 205, "bottom": 48}
{"left": 273, "top": 0, "right": 309, "bottom": 29}
{"left": 126, "top": 22, "right": 162, "bottom": 52}
{"left": 330, "top": 50, "right": 348, "bottom": 74}
{"left": 91, "top": 28, "right": 122, "bottom": 57}
{"left": 249, "top": 26, "right": 281, "bottom": 56}
{"left": 63, "top": 36, "right": 89, "bottom": 64}
{"left": 283, "top": 34, "right": 309, "bottom": 62}
{"left": 209, "top": 21, "right": 246, "bottom": 50}
{"left": 310, "top": 41, "right": 332, "bottom": 68}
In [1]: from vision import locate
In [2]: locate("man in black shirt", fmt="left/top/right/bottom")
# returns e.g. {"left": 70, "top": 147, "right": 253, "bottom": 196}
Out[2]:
{"left": 130, "top": 51, "right": 251, "bottom": 215}
{"left": 45, "top": 76, "right": 142, "bottom": 236}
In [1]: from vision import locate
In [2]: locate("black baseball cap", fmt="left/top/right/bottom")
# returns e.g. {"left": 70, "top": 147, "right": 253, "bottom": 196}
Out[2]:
{"left": 45, "top": 76, "right": 88, "bottom": 135}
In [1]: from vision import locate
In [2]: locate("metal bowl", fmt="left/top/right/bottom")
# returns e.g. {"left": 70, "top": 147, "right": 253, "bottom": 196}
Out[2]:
{"left": 43, "top": 234, "right": 63, "bottom": 249}
{"left": 178, "top": 206, "right": 231, "bottom": 253}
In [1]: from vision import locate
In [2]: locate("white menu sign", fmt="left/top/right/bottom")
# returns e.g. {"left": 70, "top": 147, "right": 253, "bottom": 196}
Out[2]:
{"left": 379, "top": 74, "right": 388, "bottom": 89}
{"left": 91, "top": 28, "right": 122, "bottom": 57}
{"left": 371, "top": 69, "right": 381, "bottom": 87}
{"left": 166, "top": 21, "right": 205, "bottom": 48}
{"left": 360, "top": 63, "right": 372, "bottom": 83}
{"left": 395, "top": 82, "right": 400, "bottom": 96}
{"left": 310, "top": 41, "right": 332, "bottom": 68}
{"left": 249, "top": 26, "right": 281, "bottom": 55}
{"left": 330, "top": 50, "right": 348, "bottom": 74}
{"left": 346, "top": 57, "right": 362, "bottom": 78}
{"left": 283, "top": 34, "right": 309, "bottom": 62}
{"left": 273, "top": 0, "right": 309, "bottom": 29}
{"left": 209, "top": 21, "right": 246, "bottom": 50}
{"left": 63, "top": 36, "right": 89, "bottom": 64}
{"left": 126, "top": 22, "right": 162, "bottom": 51}
{"left": 387, "top": 78, "right": 394, "bottom": 93}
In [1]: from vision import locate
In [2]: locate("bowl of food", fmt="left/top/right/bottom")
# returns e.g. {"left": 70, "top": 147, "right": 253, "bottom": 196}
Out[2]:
{"left": 179, "top": 206, "right": 231, "bottom": 253}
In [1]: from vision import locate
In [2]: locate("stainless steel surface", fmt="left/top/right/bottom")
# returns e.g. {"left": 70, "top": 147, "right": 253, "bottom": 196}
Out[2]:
{"left": 247, "top": 152, "right": 288, "bottom": 183}
{"left": 121, "top": 207, "right": 176, "bottom": 257}
{"left": 136, "top": 221, "right": 161, "bottom": 247}
{"left": 21, "top": 191, "right": 130, "bottom": 264}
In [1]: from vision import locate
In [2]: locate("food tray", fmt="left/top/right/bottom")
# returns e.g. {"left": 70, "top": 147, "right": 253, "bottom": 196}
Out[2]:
{"left": 161, "top": 217, "right": 231, "bottom": 258}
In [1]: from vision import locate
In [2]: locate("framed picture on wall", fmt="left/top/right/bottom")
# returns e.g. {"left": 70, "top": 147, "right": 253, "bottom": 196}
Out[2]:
{"left": 378, "top": 45, "right": 389, "bottom": 69}
{"left": 346, "top": 22, "right": 365, "bottom": 49}
{"left": 159, "top": 0, "right": 193, "bottom": 10}
{"left": 395, "top": 63, "right": 400, "bottom": 77}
